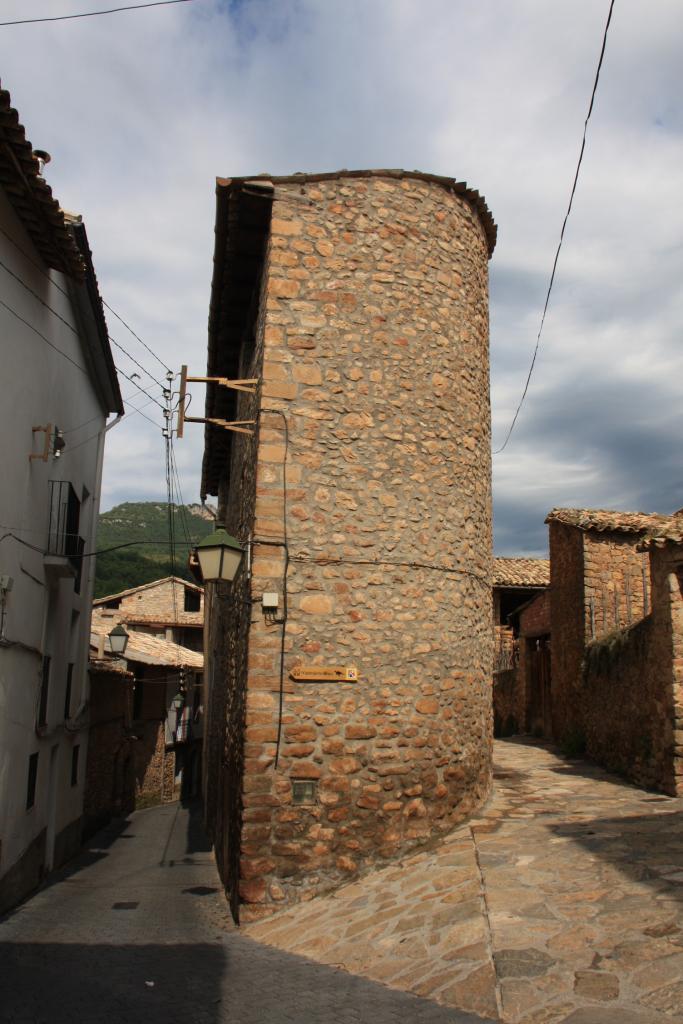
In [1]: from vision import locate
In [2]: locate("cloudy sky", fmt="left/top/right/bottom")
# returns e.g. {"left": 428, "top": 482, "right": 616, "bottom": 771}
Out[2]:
{"left": 1, "top": 0, "right": 681, "bottom": 555}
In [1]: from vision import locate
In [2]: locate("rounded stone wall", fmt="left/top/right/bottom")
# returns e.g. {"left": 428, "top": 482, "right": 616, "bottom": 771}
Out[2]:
{"left": 240, "top": 170, "right": 495, "bottom": 917}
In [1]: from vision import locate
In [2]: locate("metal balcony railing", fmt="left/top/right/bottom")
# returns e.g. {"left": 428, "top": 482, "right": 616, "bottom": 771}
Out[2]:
{"left": 47, "top": 481, "right": 84, "bottom": 588}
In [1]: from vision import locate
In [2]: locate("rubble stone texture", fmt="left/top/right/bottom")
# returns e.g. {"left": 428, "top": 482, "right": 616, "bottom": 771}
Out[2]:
{"left": 549, "top": 519, "right": 683, "bottom": 795}
{"left": 207, "top": 172, "right": 496, "bottom": 919}
{"left": 248, "top": 739, "right": 683, "bottom": 1024}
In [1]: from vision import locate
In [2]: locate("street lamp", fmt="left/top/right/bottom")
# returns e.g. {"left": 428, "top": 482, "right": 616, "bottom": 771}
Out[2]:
{"left": 108, "top": 623, "right": 129, "bottom": 657}
{"left": 195, "top": 529, "right": 244, "bottom": 583}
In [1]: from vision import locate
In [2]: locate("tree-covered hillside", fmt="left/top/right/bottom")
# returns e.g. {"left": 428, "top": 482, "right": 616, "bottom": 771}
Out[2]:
{"left": 94, "top": 502, "right": 215, "bottom": 598}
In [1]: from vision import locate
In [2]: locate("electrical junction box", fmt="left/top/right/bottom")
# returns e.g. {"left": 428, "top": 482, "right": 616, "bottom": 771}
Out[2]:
{"left": 0, "top": 575, "right": 13, "bottom": 592}
{"left": 262, "top": 592, "right": 279, "bottom": 610}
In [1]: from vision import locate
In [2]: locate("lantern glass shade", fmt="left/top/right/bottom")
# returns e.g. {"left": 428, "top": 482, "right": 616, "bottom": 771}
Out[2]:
{"left": 108, "top": 623, "right": 129, "bottom": 656}
{"left": 195, "top": 529, "right": 244, "bottom": 583}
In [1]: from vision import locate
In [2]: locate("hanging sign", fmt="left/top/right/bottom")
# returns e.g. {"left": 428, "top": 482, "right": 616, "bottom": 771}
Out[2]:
{"left": 290, "top": 665, "right": 359, "bottom": 683}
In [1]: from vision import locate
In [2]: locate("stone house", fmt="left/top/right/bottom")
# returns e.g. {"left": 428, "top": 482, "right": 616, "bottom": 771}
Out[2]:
{"left": 492, "top": 557, "right": 550, "bottom": 670}
{"left": 0, "top": 86, "right": 123, "bottom": 913}
{"left": 546, "top": 507, "right": 683, "bottom": 794}
{"left": 92, "top": 576, "right": 204, "bottom": 652}
{"left": 82, "top": 651, "right": 134, "bottom": 837}
{"left": 87, "top": 627, "right": 204, "bottom": 819}
{"left": 491, "top": 558, "right": 550, "bottom": 738}
{"left": 198, "top": 168, "right": 497, "bottom": 920}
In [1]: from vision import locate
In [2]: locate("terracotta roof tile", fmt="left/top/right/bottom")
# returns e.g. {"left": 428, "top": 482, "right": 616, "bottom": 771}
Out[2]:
{"left": 545, "top": 507, "right": 681, "bottom": 537}
{"left": 90, "top": 629, "right": 203, "bottom": 669}
{"left": 492, "top": 558, "right": 550, "bottom": 588}
{"left": 0, "top": 88, "right": 84, "bottom": 278}
{"left": 124, "top": 612, "right": 203, "bottom": 628}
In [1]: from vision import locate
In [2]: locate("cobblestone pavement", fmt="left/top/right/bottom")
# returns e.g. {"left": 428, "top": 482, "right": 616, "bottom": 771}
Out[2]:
{"left": 0, "top": 801, "right": 489, "bottom": 1024}
{"left": 248, "top": 739, "right": 683, "bottom": 1024}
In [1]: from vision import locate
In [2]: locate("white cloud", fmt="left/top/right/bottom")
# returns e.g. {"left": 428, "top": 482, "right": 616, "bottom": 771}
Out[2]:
{"left": 1, "top": 0, "right": 681, "bottom": 550}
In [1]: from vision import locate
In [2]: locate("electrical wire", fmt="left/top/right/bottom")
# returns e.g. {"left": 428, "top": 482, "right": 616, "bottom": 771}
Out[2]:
{"left": 170, "top": 440, "right": 196, "bottom": 549}
{"left": 0, "top": 0, "right": 192, "bottom": 28}
{"left": 0, "top": 296, "right": 89, "bottom": 376}
{"left": 62, "top": 397, "right": 162, "bottom": 456}
{"left": 0, "top": 223, "right": 173, "bottom": 386}
{"left": 163, "top": 390, "right": 180, "bottom": 654}
{"left": 108, "top": 335, "right": 166, "bottom": 390}
{"left": 493, "top": 0, "right": 616, "bottom": 455}
{"left": 0, "top": 251, "right": 167, "bottom": 404}
{"left": 103, "top": 301, "right": 172, "bottom": 373}
{"left": 260, "top": 409, "right": 289, "bottom": 770}
{"left": 116, "top": 364, "right": 166, "bottom": 410}
{"left": 63, "top": 387, "right": 152, "bottom": 435}
{"left": 0, "top": 255, "right": 82, "bottom": 337}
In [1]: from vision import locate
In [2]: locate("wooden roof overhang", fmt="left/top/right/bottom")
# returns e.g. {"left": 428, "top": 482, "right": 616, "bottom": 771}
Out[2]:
{"left": 201, "top": 178, "right": 274, "bottom": 499}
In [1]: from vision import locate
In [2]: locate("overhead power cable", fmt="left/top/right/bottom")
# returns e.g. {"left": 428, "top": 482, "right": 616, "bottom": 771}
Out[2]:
{"left": 108, "top": 335, "right": 166, "bottom": 390}
{"left": 0, "top": 296, "right": 89, "bottom": 376}
{"left": 0, "top": 0, "right": 192, "bottom": 28}
{"left": 103, "top": 301, "right": 172, "bottom": 373}
{"left": 0, "top": 248, "right": 167, "bottom": 400}
{"left": 63, "top": 387, "right": 155, "bottom": 434}
{"left": 493, "top": 0, "right": 616, "bottom": 455}
{"left": 63, "top": 397, "right": 162, "bottom": 455}
{"left": 116, "top": 364, "right": 166, "bottom": 410}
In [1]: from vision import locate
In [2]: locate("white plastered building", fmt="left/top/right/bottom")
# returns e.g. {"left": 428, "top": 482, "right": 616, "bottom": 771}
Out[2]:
{"left": 0, "top": 85, "right": 123, "bottom": 911}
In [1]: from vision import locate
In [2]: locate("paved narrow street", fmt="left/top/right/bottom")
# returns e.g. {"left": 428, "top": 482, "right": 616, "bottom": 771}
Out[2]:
{"left": 0, "top": 801, "right": 489, "bottom": 1024}
{"left": 3, "top": 741, "right": 683, "bottom": 1024}
{"left": 249, "top": 740, "right": 683, "bottom": 1024}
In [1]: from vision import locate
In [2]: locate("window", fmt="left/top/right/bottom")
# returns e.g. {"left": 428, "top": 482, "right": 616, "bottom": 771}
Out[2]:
{"left": 71, "top": 745, "right": 80, "bottom": 787}
{"left": 64, "top": 663, "right": 74, "bottom": 720}
{"left": 26, "top": 753, "right": 38, "bottom": 810}
{"left": 184, "top": 587, "right": 201, "bottom": 613}
{"left": 104, "top": 598, "right": 121, "bottom": 610}
{"left": 38, "top": 656, "right": 51, "bottom": 727}
{"left": 292, "top": 780, "right": 317, "bottom": 805}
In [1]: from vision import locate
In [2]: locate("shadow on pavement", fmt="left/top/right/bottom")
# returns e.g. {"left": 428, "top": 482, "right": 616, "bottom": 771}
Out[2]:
{"left": 183, "top": 796, "right": 213, "bottom": 855}
{"left": 0, "top": 942, "right": 226, "bottom": 1024}
{"left": 549, "top": 810, "right": 683, "bottom": 905}
{"left": 0, "top": 937, "right": 495, "bottom": 1024}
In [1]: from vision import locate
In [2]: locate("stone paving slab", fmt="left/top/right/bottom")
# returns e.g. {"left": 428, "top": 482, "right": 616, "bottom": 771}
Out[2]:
{"left": 247, "top": 739, "right": 683, "bottom": 1023}
{"left": 0, "top": 801, "right": 488, "bottom": 1024}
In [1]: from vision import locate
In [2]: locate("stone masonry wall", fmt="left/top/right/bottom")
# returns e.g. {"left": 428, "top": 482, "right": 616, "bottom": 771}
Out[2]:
{"left": 549, "top": 522, "right": 586, "bottom": 743}
{"left": 582, "top": 532, "right": 650, "bottom": 641}
{"left": 94, "top": 578, "right": 204, "bottom": 629}
{"left": 203, "top": 255, "right": 270, "bottom": 920}
{"left": 234, "top": 174, "right": 493, "bottom": 919}
{"left": 515, "top": 590, "right": 551, "bottom": 732}
{"left": 132, "top": 669, "right": 176, "bottom": 805}
{"left": 582, "top": 544, "right": 682, "bottom": 795}
{"left": 84, "top": 668, "right": 135, "bottom": 836}
{"left": 665, "top": 550, "right": 683, "bottom": 794}
{"left": 519, "top": 590, "right": 550, "bottom": 638}
{"left": 493, "top": 668, "right": 517, "bottom": 737}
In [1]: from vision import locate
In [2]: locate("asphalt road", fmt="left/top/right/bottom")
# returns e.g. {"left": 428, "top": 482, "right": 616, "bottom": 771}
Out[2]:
{"left": 0, "top": 801, "right": 494, "bottom": 1024}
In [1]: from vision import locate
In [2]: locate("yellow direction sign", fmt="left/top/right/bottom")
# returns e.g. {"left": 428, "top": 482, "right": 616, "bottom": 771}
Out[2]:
{"left": 290, "top": 665, "right": 358, "bottom": 683}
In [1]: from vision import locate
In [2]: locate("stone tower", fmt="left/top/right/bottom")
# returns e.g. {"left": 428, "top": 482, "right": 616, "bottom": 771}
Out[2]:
{"left": 200, "top": 170, "right": 497, "bottom": 921}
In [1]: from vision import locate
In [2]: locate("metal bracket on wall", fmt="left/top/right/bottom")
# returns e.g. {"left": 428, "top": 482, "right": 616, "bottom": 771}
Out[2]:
{"left": 176, "top": 364, "right": 258, "bottom": 438}
{"left": 29, "top": 423, "right": 52, "bottom": 462}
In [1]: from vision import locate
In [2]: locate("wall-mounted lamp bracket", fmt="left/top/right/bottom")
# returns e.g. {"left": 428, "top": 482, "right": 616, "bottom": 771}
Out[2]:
{"left": 29, "top": 423, "right": 52, "bottom": 462}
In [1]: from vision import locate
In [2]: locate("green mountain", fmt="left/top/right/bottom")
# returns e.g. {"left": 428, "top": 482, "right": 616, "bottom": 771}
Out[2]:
{"left": 94, "top": 501, "right": 215, "bottom": 598}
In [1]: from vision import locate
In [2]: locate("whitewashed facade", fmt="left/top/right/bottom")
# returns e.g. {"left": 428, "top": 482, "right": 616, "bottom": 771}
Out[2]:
{"left": 0, "top": 87, "right": 122, "bottom": 911}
